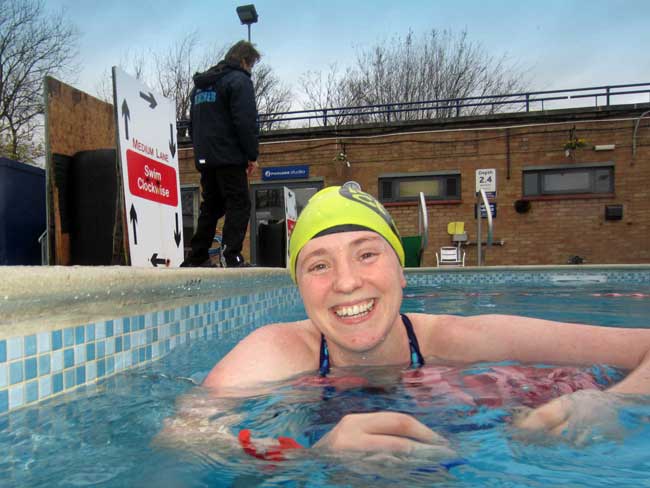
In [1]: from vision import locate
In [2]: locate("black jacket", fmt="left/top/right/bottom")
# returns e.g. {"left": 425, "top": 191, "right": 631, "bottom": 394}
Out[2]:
{"left": 190, "top": 60, "right": 259, "bottom": 170}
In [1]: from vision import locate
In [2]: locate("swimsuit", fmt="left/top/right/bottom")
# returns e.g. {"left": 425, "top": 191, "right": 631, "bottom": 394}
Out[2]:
{"left": 319, "top": 313, "right": 425, "bottom": 376}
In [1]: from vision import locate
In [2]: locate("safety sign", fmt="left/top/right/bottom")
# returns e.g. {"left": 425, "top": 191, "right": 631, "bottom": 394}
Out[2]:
{"left": 113, "top": 67, "right": 184, "bottom": 267}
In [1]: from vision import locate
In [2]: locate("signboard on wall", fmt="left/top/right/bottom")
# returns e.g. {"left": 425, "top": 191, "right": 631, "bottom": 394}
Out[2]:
{"left": 475, "top": 168, "right": 497, "bottom": 198}
{"left": 263, "top": 165, "right": 309, "bottom": 181}
{"left": 284, "top": 187, "right": 297, "bottom": 266}
{"left": 475, "top": 202, "right": 497, "bottom": 219}
{"left": 113, "top": 67, "right": 184, "bottom": 267}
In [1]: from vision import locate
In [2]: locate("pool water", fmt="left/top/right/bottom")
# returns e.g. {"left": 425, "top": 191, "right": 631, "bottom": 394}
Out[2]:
{"left": 1, "top": 283, "right": 650, "bottom": 487}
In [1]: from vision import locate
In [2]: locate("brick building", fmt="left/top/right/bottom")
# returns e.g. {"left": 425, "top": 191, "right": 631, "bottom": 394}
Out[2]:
{"left": 178, "top": 103, "right": 650, "bottom": 267}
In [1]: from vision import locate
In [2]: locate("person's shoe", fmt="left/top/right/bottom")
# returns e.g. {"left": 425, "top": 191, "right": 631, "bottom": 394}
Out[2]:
{"left": 180, "top": 258, "right": 218, "bottom": 268}
{"left": 220, "top": 253, "right": 253, "bottom": 268}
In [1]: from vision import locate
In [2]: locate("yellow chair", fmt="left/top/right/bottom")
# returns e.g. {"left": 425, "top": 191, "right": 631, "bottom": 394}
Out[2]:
{"left": 447, "top": 222, "right": 465, "bottom": 236}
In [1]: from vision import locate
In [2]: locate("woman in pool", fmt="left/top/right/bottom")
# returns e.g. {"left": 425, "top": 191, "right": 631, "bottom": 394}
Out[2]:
{"left": 165, "top": 182, "right": 650, "bottom": 455}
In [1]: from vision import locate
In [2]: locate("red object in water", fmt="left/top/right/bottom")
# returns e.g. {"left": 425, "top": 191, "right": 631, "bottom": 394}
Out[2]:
{"left": 238, "top": 429, "right": 302, "bottom": 461}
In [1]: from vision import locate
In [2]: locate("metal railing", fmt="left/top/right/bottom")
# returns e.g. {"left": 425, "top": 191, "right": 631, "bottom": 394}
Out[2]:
{"left": 176, "top": 82, "right": 650, "bottom": 135}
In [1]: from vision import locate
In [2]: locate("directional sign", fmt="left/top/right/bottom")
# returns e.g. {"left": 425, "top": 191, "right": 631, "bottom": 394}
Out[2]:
{"left": 475, "top": 168, "right": 497, "bottom": 198}
{"left": 113, "top": 67, "right": 184, "bottom": 267}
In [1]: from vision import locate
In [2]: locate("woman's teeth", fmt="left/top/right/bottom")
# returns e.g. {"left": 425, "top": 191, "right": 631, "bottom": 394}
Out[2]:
{"left": 335, "top": 299, "right": 375, "bottom": 318}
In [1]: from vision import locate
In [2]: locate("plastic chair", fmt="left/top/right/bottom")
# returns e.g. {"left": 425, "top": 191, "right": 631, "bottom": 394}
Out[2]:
{"left": 436, "top": 247, "right": 465, "bottom": 267}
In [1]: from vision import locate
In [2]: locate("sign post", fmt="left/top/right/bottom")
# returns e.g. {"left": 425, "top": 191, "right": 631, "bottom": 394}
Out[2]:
{"left": 113, "top": 67, "right": 184, "bottom": 267}
{"left": 284, "top": 187, "right": 297, "bottom": 266}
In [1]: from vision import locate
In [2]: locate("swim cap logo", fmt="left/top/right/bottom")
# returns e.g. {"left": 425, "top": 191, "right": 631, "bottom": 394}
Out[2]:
{"left": 338, "top": 185, "right": 401, "bottom": 239}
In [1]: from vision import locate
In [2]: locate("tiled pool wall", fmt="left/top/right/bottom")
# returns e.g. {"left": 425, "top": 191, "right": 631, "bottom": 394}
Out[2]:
{"left": 0, "top": 283, "right": 303, "bottom": 416}
{"left": 405, "top": 265, "right": 650, "bottom": 287}
{"left": 1, "top": 265, "right": 648, "bottom": 416}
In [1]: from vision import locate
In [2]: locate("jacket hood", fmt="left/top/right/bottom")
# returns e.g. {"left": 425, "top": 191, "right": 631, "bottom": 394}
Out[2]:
{"left": 193, "top": 60, "right": 250, "bottom": 88}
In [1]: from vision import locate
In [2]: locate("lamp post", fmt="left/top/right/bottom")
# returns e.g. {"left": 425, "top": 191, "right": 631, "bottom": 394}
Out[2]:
{"left": 236, "top": 4, "right": 258, "bottom": 42}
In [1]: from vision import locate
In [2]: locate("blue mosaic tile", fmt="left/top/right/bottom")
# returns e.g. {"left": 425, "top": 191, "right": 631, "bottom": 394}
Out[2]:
{"left": 74, "top": 345, "right": 86, "bottom": 365}
{"left": 9, "top": 361, "right": 23, "bottom": 384}
{"left": 105, "top": 320, "right": 114, "bottom": 337}
{"left": 7, "top": 337, "right": 22, "bottom": 361}
{"left": 115, "top": 336, "right": 123, "bottom": 353}
{"left": 107, "top": 356, "right": 115, "bottom": 375}
{"left": 86, "top": 343, "right": 95, "bottom": 361}
{"left": 63, "top": 328, "right": 75, "bottom": 347}
{"left": 86, "top": 361, "right": 97, "bottom": 381}
{"left": 52, "top": 330, "right": 63, "bottom": 350}
{"left": 25, "top": 357, "right": 37, "bottom": 380}
{"left": 25, "top": 381, "right": 38, "bottom": 403}
{"left": 105, "top": 338, "right": 114, "bottom": 356}
{"left": 63, "top": 348, "right": 74, "bottom": 369}
{"left": 0, "top": 390, "right": 7, "bottom": 413}
{"left": 53, "top": 373, "right": 63, "bottom": 393}
{"left": 51, "top": 350, "right": 63, "bottom": 373}
{"left": 96, "top": 322, "right": 105, "bottom": 340}
{"left": 64, "top": 369, "right": 75, "bottom": 389}
{"left": 0, "top": 364, "right": 6, "bottom": 388}
{"left": 97, "top": 342, "right": 105, "bottom": 359}
{"left": 97, "top": 359, "right": 106, "bottom": 378}
{"left": 39, "top": 376, "right": 52, "bottom": 398}
{"left": 8, "top": 385, "right": 23, "bottom": 409}
{"left": 0, "top": 340, "right": 5, "bottom": 363}
{"left": 124, "top": 335, "right": 131, "bottom": 351}
{"left": 114, "top": 318, "right": 123, "bottom": 335}
{"left": 24, "top": 335, "right": 37, "bottom": 357}
{"left": 123, "top": 317, "right": 131, "bottom": 333}
{"left": 146, "top": 329, "right": 153, "bottom": 344}
{"left": 86, "top": 323, "right": 95, "bottom": 341}
{"left": 75, "top": 366, "right": 86, "bottom": 385}
{"left": 146, "top": 345, "right": 152, "bottom": 360}
{"left": 74, "top": 326, "right": 85, "bottom": 345}
{"left": 138, "top": 347, "right": 145, "bottom": 363}
{"left": 37, "top": 332, "right": 51, "bottom": 353}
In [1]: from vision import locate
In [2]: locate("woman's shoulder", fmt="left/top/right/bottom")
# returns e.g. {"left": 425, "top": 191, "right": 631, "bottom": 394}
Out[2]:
{"left": 202, "top": 319, "right": 320, "bottom": 389}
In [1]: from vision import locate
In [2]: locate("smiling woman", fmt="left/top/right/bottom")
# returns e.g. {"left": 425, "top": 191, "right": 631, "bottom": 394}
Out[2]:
{"left": 160, "top": 182, "right": 650, "bottom": 457}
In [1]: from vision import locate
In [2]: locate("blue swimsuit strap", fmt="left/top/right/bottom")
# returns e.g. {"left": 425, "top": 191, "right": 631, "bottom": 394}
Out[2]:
{"left": 319, "top": 313, "right": 425, "bottom": 377}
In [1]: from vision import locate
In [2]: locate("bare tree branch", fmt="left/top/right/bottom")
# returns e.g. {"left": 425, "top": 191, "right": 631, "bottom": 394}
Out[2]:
{"left": 0, "top": 0, "right": 79, "bottom": 164}
{"left": 299, "top": 29, "right": 530, "bottom": 126}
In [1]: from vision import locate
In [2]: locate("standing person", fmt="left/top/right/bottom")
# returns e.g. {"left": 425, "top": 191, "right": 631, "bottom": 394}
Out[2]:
{"left": 181, "top": 41, "right": 260, "bottom": 268}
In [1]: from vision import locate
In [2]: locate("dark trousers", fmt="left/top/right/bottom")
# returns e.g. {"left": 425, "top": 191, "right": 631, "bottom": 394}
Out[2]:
{"left": 187, "top": 165, "right": 251, "bottom": 264}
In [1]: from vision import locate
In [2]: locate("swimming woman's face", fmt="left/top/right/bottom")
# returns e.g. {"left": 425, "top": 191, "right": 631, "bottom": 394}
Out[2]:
{"left": 296, "top": 230, "right": 406, "bottom": 362}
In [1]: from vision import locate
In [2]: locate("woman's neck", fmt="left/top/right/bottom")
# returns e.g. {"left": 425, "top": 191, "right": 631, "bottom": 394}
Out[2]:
{"left": 326, "top": 315, "right": 409, "bottom": 368}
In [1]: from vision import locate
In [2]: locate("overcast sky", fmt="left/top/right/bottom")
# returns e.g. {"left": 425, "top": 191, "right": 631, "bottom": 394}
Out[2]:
{"left": 46, "top": 0, "right": 650, "bottom": 106}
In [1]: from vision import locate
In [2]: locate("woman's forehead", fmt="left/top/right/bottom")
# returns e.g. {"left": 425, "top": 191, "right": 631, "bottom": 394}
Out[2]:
{"left": 298, "top": 230, "right": 384, "bottom": 259}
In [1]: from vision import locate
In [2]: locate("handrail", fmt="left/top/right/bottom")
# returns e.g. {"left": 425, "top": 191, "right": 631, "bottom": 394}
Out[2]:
{"left": 175, "top": 82, "right": 650, "bottom": 134}
{"left": 417, "top": 192, "right": 428, "bottom": 266}
{"left": 476, "top": 189, "right": 493, "bottom": 266}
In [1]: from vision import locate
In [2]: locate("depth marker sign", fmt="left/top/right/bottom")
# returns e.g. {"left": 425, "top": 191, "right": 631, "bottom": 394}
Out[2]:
{"left": 113, "top": 67, "right": 184, "bottom": 267}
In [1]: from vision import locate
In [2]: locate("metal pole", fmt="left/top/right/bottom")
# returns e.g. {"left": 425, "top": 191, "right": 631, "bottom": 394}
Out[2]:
{"left": 247, "top": 24, "right": 251, "bottom": 42}
{"left": 477, "top": 192, "right": 482, "bottom": 266}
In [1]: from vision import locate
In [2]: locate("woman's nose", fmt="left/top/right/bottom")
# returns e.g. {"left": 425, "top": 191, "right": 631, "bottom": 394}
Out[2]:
{"left": 332, "top": 260, "right": 362, "bottom": 293}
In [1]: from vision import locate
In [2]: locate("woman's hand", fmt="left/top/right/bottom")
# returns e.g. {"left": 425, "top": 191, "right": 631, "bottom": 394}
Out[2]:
{"left": 313, "top": 412, "right": 455, "bottom": 456}
{"left": 513, "top": 389, "right": 628, "bottom": 444}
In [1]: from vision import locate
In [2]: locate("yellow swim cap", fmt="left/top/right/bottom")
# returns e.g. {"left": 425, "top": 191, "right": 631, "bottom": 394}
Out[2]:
{"left": 289, "top": 182, "right": 404, "bottom": 282}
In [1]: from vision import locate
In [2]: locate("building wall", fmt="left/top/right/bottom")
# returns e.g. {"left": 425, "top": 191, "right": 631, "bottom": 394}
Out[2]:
{"left": 179, "top": 105, "right": 650, "bottom": 266}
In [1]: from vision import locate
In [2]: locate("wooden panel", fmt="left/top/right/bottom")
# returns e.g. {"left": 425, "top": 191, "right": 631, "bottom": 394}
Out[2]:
{"left": 44, "top": 77, "right": 118, "bottom": 264}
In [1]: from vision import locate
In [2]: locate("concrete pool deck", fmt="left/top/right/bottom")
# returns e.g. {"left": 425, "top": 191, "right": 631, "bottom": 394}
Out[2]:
{"left": 2, "top": 264, "right": 649, "bottom": 337}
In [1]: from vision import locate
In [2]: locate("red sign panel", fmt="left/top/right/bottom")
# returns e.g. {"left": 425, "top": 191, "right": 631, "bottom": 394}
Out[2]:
{"left": 126, "top": 149, "right": 178, "bottom": 206}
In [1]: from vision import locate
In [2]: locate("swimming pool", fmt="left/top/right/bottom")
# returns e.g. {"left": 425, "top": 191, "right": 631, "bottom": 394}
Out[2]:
{"left": 1, "top": 265, "right": 649, "bottom": 486}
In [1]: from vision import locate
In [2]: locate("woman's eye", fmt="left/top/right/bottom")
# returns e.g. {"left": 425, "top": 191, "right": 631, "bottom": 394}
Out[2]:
{"left": 360, "top": 251, "right": 378, "bottom": 261}
{"left": 308, "top": 262, "right": 327, "bottom": 273}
